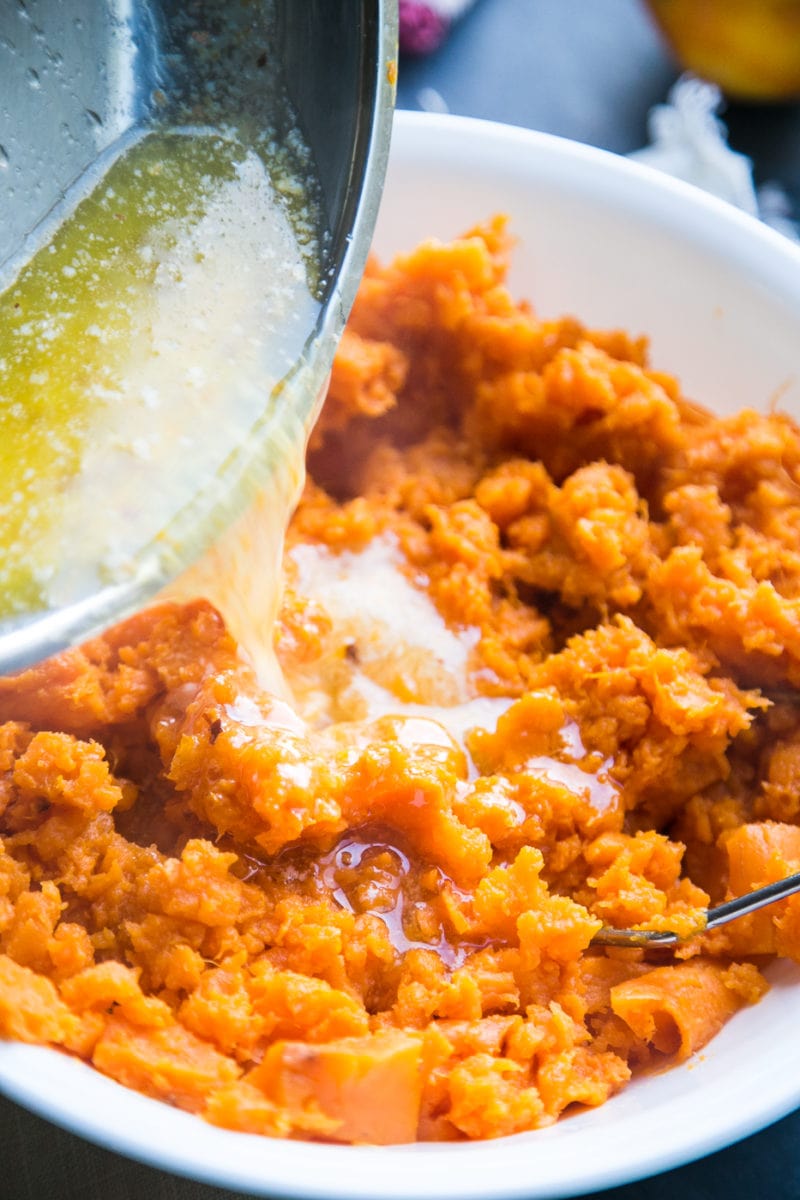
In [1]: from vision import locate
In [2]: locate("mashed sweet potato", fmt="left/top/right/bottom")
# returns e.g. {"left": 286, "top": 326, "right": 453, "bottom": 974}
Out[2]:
{"left": 2, "top": 216, "right": 800, "bottom": 1143}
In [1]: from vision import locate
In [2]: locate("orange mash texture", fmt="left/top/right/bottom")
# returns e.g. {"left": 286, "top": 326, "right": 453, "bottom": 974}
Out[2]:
{"left": 2, "top": 218, "right": 800, "bottom": 1142}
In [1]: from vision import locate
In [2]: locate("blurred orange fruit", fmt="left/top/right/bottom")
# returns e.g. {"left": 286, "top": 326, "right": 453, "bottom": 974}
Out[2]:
{"left": 647, "top": 0, "right": 800, "bottom": 100}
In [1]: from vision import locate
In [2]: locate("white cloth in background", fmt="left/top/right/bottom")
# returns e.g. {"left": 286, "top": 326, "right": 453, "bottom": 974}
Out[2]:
{"left": 629, "top": 75, "right": 800, "bottom": 241}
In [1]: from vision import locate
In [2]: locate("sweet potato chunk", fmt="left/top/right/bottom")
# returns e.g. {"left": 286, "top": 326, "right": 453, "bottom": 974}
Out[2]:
{"left": 610, "top": 960, "right": 765, "bottom": 1059}
{"left": 93, "top": 1017, "right": 241, "bottom": 1113}
{"left": 251, "top": 1030, "right": 423, "bottom": 1144}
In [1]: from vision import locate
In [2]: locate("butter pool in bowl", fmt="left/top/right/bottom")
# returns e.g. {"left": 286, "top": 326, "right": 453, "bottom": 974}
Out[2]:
{"left": 2, "top": 110, "right": 800, "bottom": 1197}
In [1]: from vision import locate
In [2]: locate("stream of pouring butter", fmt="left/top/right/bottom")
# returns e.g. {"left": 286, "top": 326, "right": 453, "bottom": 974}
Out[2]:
{"left": 161, "top": 404, "right": 312, "bottom": 697}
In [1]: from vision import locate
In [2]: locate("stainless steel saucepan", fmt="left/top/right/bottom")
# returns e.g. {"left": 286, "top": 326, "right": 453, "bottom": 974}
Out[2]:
{"left": 0, "top": 0, "right": 396, "bottom": 671}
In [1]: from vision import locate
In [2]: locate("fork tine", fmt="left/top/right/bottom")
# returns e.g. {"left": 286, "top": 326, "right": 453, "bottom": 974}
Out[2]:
{"left": 590, "top": 869, "right": 800, "bottom": 949}
{"left": 590, "top": 926, "right": 686, "bottom": 948}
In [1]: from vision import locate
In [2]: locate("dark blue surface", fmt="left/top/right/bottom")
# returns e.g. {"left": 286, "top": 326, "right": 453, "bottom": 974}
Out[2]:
{"left": 2, "top": 1085, "right": 800, "bottom": 1199}
{"left": 397, "top": 0, "right": 800, "bottom": 203}
{"left": 3, "top": 2, "right": 800, "bottom": 1197}
{"left": 3, "top": 1089, "right": 800, "bottom": 1200}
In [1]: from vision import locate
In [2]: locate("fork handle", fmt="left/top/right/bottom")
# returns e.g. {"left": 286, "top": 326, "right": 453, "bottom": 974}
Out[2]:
{"left": 592, "top": 869, "right": 800, "bottom": 948}
{"left": 706, "top": 869, "right": 800, "bottom": 930}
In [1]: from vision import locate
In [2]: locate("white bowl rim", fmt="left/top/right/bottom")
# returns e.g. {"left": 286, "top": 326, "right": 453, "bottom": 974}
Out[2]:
{"left": 385, "top": 110, "right": 800, "bottom": 296}
{"left": 3, "top": 109, "right": 800, "bottom": 1199}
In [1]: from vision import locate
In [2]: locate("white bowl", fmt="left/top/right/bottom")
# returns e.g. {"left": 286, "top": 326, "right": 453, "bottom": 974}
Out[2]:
{"left": 3, "top": 110, "right": 800, "bottom": 1199}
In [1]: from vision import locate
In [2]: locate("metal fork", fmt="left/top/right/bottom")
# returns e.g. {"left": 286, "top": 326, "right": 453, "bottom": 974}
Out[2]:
{"left": 591, "top": 870, "right": 800, "bottom": 948}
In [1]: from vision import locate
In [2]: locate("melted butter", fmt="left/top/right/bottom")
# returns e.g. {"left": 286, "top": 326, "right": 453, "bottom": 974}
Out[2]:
{"left": 0, "top": 129, "right": 319, "bottom": 626}
{"left": 357, "top": 689, "right": 513, "bottom": 754}
{"left": 289, "top": 536, "right": 480, "bottom": 707}
{"left": 224, "top": 693, "right": 305, "bottom": 737}
{"left": 163, "top": 427, "right": 308, "bottom": 695}
{"left": 283, "top": 533, "right": 512, "bottom": 765}
{"left": 325, "top": 679, "right": 513, "bottom": 776}
{"left": 525, "top": 719, "right": 619, "bottom": 812}
{"left": 254, "top": 825, "right": 489, "bottom": 968}
{"left": 525, "top": 754, "right": 619, "bottom": 812}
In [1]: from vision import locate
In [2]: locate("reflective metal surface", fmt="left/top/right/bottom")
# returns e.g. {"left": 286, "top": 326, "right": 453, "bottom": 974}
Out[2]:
{"left": 0, "top": 0, "right": 397, "bottom": 671}
{"left": 592, "top": 869, "right": 800, "bottom": 948}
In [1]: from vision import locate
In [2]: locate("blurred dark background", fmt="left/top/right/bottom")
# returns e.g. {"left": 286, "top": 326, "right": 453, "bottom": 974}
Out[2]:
{"left": 397, "top": 0, "right": 800, "bottom": 212}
